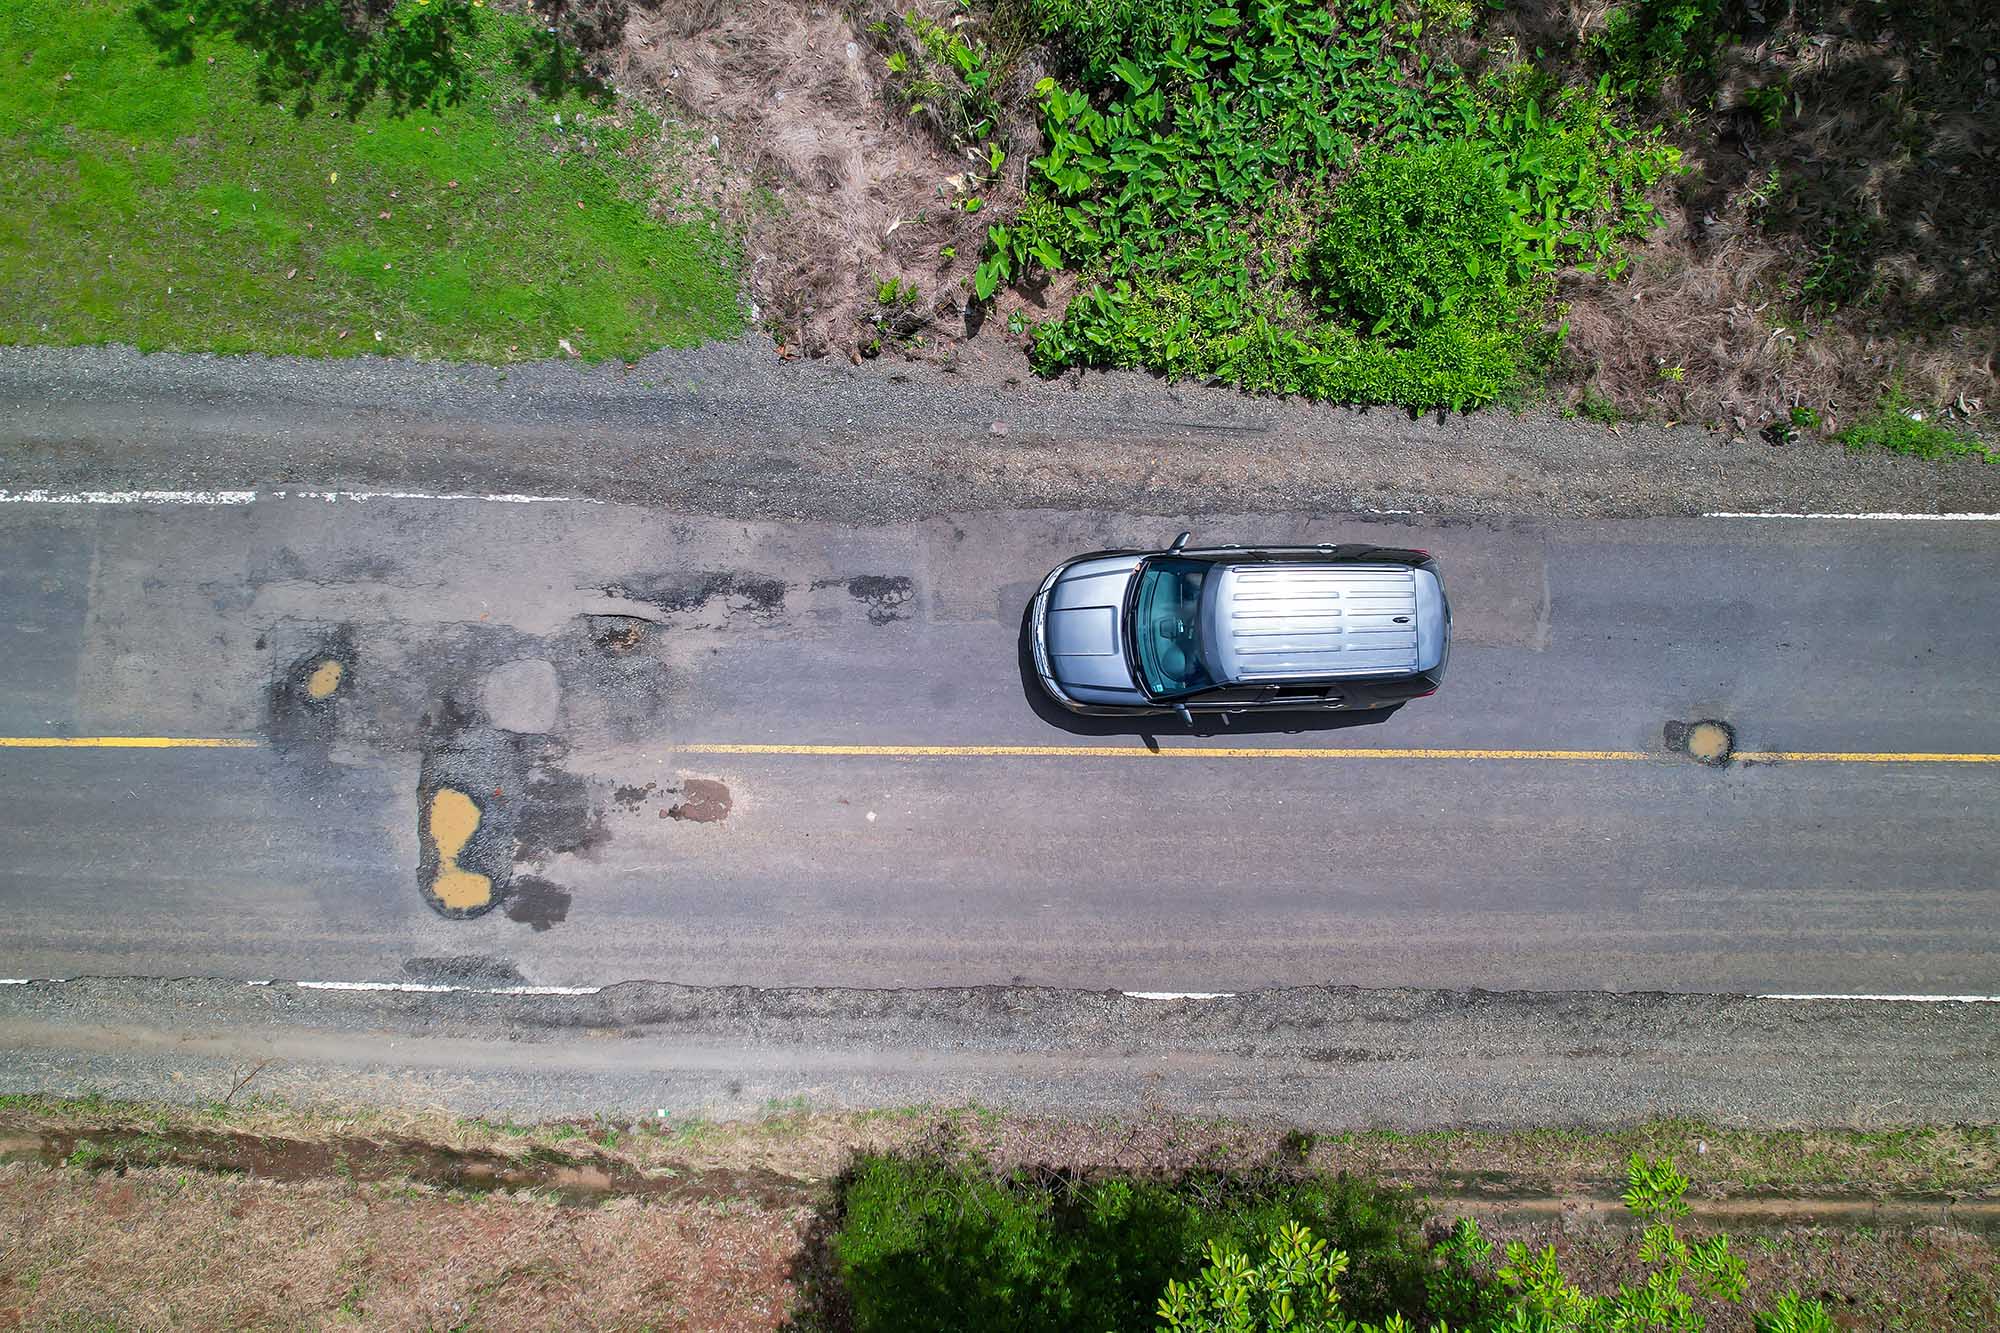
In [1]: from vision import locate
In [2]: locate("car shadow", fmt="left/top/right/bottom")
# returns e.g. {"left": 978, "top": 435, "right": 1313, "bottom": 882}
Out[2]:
{"left": 1016, "top": 603, "right": 1401, "bottom": 741}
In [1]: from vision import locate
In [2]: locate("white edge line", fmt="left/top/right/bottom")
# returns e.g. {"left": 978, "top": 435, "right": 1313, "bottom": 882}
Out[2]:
{"left": 0, "top": 489, "right": 601, "bottom": 507}
{"left": 278, "top": 490, "right": 602, "bottom": 505}
{"left": 292, "top": 980, "right": 603, "bottom": 996}
{"left": 1759, "top": 993, "right": 2000, "bottom": 1003}
{"left": 1704, "top": 511, "right": 2000, "bottom": 521}
{"left": 0, "top": 489, "right": 258, "bottom": 505}
{"left": 1124, "top": 991, "right": 1237, "bottom": 1001}
{"left": 0, "top": 979, "right": 33, "bottom": 986}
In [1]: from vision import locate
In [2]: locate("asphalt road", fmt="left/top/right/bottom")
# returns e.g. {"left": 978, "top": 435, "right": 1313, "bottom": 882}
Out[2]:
{"left": 4, "top": 496, "right": 1998, "bottom": 995}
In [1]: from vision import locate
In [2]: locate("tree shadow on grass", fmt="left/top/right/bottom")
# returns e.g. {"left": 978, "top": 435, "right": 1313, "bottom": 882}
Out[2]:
{"left": 133, "top": 0, "right": 634, "bottom": 117}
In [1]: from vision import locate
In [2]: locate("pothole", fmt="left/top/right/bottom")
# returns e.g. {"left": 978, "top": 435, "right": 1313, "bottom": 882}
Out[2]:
{"left": 304, "top": 659, "right": 345, "bottom": 699}
{"left": 1665, "top": 719, "right": 1735, "bottom": 767}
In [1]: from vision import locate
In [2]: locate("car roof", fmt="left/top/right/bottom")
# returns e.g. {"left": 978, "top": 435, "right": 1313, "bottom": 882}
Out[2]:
{"left": 1201, "top": 561, "right": 1442, "bottom": 683}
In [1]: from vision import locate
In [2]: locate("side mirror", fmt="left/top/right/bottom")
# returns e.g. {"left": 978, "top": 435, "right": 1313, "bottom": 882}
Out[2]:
{"left": 1168, "top": 530, "right": 1191, "bottom": 553}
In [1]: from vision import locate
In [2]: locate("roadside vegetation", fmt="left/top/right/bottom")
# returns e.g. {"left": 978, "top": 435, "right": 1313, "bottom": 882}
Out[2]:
{"left": 808, "top": 1152, "right": 1846, "bottom": 1330}
{"left": 4, "top": 0, "right": 1990, "bottom": 446}
{"left": 3, "top": 1095, "right": 1998, "bottom": 1328}
{"left": 620, "top": 0, "right": 1990, "bottom": 443}
{"left": 0, "top": 0, "right": 741, "bottom": 361}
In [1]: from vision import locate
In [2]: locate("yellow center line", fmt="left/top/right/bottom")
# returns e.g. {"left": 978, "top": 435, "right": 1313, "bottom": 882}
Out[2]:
{"left": 1738, "top": 751, "right": 2000, "bottom": 764}
{"left": 680, "top": 742, "right": 2000, "bottom": 764}
{"left": 0, "top": 736, "right": 260, "bottom": 749}
{"left": 3, "top": 738, "right": 1996, "bottom": 764}
{"left": 682, "top": 743, "right": 1652, "bottom": 760}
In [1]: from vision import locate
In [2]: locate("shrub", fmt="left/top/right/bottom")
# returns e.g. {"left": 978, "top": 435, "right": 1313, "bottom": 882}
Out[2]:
{"left": 826, "top": 1154, "right": 1483, "bottom": 1333}
{"left": 1305, "top": 141, "right": 1511, "bottom": 343}
{"left": 1149, "top": 1157, "right": 1837, "bottom": 1332}
{"left": 975, "top": 0, "right": 1680, "bottom": 412}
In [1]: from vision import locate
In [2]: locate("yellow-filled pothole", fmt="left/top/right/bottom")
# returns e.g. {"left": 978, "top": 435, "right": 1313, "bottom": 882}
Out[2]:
{"left": 427, "top": 787, "right": 493, "bottom": 911}
{"left": 305, "top": 659, "right": 345, "bottom": 700}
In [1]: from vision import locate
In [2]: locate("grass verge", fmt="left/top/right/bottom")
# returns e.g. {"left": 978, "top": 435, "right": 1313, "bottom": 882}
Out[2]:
{"left": 0, "top": 0, "right": 741, "bottom": 362}
{"left": 2, "top": 1095, "right": 1997, "bottom": 1330}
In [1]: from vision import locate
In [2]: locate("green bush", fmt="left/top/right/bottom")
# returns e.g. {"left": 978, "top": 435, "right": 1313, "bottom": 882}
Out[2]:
{"left": 977, "top": 0, "right": 1680, "bottom": 412}
{"left": 1305, "top": 141, "right": 1510, "bottom": 343}
{"left": 827, "top": 1154, "right": 1483, "bottom": 1333}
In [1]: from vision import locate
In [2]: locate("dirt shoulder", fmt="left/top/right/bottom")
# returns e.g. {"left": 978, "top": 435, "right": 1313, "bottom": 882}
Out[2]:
{"left": 5, "top": 342, "right": 2000, "bottom": 521}
{"left": 2, "top": 1096, "right": 1996, "bottom": 1331}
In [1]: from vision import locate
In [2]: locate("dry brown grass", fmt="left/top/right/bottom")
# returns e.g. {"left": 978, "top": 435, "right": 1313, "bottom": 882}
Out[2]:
{"left": 612, "top": 0, "right": 1038, "bottom": 362}
{"left": 1542, "top": 0, "right": 1999, "bottom": 434}
{"left": 0, "top": 1164, "right": 804, "bottom": 1331}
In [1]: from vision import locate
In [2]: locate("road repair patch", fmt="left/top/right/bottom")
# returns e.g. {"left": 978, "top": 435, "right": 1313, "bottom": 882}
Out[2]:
{"left": 1665, "top": 719, "right": 1736, "bottom": 767}
{"left": 266, "top": 628, "right": 357, "bottom": 751}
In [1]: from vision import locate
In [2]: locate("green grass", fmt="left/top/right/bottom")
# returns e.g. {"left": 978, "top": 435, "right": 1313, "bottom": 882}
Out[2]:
{"left": 0, "top": 0, "right": 741, "bottom": 361}
{"left": 1839, "top": 385, "right": 1994, "bottom": 463}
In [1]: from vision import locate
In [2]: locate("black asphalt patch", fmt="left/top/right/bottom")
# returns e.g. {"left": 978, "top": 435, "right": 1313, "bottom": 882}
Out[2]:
{"left": 265, "top": 626, "right": 357, "bottom": 752}
{"left": 504, "top": 876, "right": 574, "bottom": 933}
{"left": 604, "top": 571, "right": 787, "bottom": 619}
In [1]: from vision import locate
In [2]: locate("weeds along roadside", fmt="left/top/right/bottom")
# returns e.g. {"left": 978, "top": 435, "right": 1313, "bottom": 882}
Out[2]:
{"left": 858, "top": 0, "right": 1992, "bottom": 445}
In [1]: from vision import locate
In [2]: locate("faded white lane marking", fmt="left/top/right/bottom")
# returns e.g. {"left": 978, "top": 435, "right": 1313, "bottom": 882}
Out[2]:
{"left": 1704, "top": 511, "right": 2000, "bottom": 521}
{"left": 291, "top": 980, "right": 604, "bottom": 996}
{"left": 276, "top": 490, "right": 602, "bottom": 505}
{"left": 0, "top": 488, "right": 600, "bottom": 506}
{"left": 1124, "top": 991, "right": 1238, "bottom": 1001}
{"left": 0, "top": 489, "right": 257, "bottom": 505}
{"left": 1758, "top": 993, "right": 2000, "bottom": 1003}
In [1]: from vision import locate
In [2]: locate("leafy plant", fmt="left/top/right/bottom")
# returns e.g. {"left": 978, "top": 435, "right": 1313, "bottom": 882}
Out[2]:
{"left": 1797, "top": 212, "right": 1878, "bottom": 313}
{"left": 975, "top": 0, "right": 1679, "bottom": 411}
{"left": 1304, "top": 140, "right": 1510, "bottom": 342}
{"left": 1742, "top": 81, "right": 1788, "bottom": 131}
{"left": 1577, "top": 387, "right": 1620, "bottom": 422}
{"left": 1838, "top": 384, "right": 1993, "bottom": 463}
{"left": 1144, "top": 1157, "right": 1833, "bottom": 1331}
{"left": 1594, "top": 0, "right": 1725, "bottom": 99}
{"left": 874, "top": 8, "right": 1005, "bottom": 156}
{"left": 1156, "top": 1222, "right": 1348, "bottom": 1331}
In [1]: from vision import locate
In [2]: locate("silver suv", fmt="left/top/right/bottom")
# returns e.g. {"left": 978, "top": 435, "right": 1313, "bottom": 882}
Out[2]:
{"left": 1030, "top": 534, "right": 1450, "bottom": 719}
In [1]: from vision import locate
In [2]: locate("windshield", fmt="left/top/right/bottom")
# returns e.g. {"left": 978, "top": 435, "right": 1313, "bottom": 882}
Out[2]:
{"left": 1129, "top": 558, "right": 1215, "bottom": 697}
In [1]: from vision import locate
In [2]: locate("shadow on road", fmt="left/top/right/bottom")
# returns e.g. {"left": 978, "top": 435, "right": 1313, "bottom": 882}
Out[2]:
{"left": 1015, "top": 604, "right": 1400, "bottom": 742}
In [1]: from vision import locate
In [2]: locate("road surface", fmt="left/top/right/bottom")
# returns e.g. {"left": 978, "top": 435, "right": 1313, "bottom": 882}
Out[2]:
{"left": 3, "top": 494, "right": 1997, "bottom": 995}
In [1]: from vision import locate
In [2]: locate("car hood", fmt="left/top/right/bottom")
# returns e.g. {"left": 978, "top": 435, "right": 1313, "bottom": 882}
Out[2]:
{"left": 1037, "top": 555, "right": 1148, "bottom": 707}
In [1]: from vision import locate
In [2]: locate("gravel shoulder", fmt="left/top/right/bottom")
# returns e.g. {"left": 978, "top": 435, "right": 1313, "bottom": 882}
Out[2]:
{"left": 5, "top": 342, "right": 2000, "bottom": 521}
{"left": 4, "top": 979, "right": 1998, "bottom": 1131}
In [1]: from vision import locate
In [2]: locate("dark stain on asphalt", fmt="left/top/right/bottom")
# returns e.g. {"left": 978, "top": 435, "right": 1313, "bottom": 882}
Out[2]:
{"left": 605, "top": 571, "right": 787, "bottom": 619}
{"left": 813, "top": 574, "right": 915, "bottom": 625}
{"left": 403, "top": 956, "right": 527, "bottom": 987}
{"left": 1664, "top": 718, "right": 1736, "bottom": 767}
{"left": 513, "top": 766, "right": 610, "bottom": 864}
{"left": 590, "top": 619, "right": 647, "bottom": 653}
{"left": 504, "top": 876, "right": 573, "bottom": 933}
{"left": 613, "top": 781, "right": 657, "bottom": 809}
{"left": 668, "top": 778, "right": 733, "bottom": 823}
